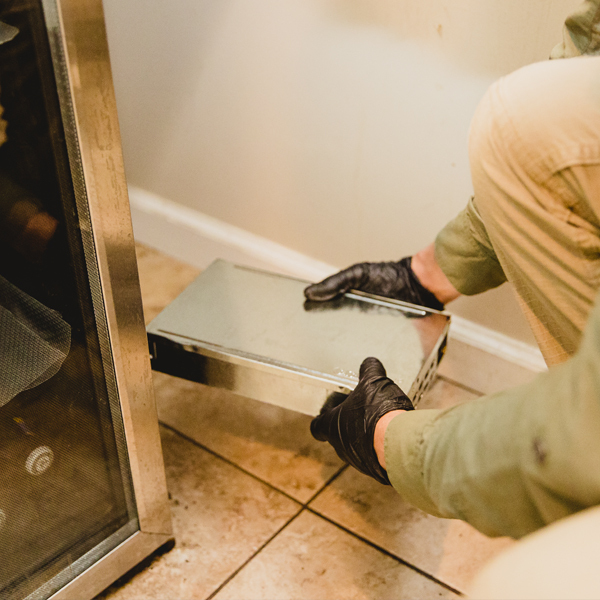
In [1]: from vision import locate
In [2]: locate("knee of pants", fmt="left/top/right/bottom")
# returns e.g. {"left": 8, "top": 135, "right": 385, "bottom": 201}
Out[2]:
{"left": 465, "top": 65, "right": 538, "bottom": 221}
{"left": 466, "top": 73, "right": 519, "bottom": 221}
{"left": 468, "top": 57, "right": 600, "bottom": 220}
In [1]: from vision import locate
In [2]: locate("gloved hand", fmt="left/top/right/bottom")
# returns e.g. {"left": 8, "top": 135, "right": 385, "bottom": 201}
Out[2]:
{"left": 310, "top": 357, "right": 414, "bottom": 485}
{"left": 304, "top": 257, "right": 444, "bottom": 310}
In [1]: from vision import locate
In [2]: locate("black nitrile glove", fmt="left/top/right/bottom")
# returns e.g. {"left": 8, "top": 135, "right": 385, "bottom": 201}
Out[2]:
{"left": 304, "top": 257, "right": 444, "bottom": 310}
{"left": 310, "top": 357, "right": 414, "bottom": 485}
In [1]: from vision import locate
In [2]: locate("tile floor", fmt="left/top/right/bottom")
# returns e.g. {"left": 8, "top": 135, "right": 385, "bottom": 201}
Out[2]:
{"left": 97, "top": 244, "right": 525, "bottom": 600}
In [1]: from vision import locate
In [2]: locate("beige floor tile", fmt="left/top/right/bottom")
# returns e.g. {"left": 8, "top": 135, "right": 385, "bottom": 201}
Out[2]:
{"left": 212, "top": 510, "right": 459, "bottom": 600}
{"left": 132, "top": 243, "right": 511, "bottom": 597}
{"left": 310, "top": 469, "right": 512, "bottom": 594}
{"left": 98, "top": 426, "right": 300, "bottom": 600}
{"left": 135, "top": 243, "right": 200, "bottom": 324}
{"left": 154, "top": 372, "right": 345, "bottom": 503}
{"left": 418, "top": 376, "right": 480, "bottom": 411}
{"left": 309, "top": 379, "right": 512, "bottom": 593}
{"left": 438, "top": 338, "right": 539, "bottom": 396}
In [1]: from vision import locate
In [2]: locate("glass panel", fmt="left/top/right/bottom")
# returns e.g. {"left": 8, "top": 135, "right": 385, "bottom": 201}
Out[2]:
{"left": 0, "top": 1, "right": 137, "bottom": 598}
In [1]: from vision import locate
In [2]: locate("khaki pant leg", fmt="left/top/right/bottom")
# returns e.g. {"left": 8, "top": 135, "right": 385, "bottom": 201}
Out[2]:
{"left": 468, "top": 56, "right": 600, "bottom": 365}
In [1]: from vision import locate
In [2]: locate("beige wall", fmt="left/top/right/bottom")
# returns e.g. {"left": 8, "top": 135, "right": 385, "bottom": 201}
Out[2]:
{"left": 103, "top": 0, "right": 581, "bottom": 344}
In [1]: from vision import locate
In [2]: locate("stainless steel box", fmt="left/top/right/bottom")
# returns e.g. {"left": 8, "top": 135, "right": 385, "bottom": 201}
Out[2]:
{"left": 148, "top": 260, "right": 450, "bottom": 416}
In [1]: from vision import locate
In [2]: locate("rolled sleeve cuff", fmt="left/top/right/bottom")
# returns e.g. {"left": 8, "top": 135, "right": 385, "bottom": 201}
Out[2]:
{"left": 384, "top": 409, "right": 447, "bottom": 518}
{"left": 434, "top": 198, "right": 507, "bottom": 296}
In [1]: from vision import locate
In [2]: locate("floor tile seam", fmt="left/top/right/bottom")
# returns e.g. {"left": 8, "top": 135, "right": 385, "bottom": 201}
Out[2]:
{"left": 160, "top": 421, "right": 328, "bottom": 507}
{"left": 204, "top": 508, "right": 305, "bottom": 600}
{"left": 436, "top": 374, "right": 484, "bottom": 397}
{"left": 160, "top": 421, "right": 464, "bottom": 596}
{"left": 304, "top": 464, "right": 349, "bottom": 506}
{"left": 305, "top": 507, "right": 464, "bottom": 597}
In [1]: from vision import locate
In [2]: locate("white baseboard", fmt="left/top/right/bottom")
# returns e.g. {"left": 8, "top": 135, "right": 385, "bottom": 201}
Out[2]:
{"left": 449, "top": 316, "right": 546, "bottom": 372}
{"left": 129, "top": 186, "right": 547, "bottom": 374}
{"left": 128, "top": 186, "right": 335, "bottom": 281}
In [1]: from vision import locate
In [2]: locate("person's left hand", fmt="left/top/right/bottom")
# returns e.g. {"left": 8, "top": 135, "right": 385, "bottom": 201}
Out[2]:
{"left": 310, "top": 357, "right": 414, "bottom": 485}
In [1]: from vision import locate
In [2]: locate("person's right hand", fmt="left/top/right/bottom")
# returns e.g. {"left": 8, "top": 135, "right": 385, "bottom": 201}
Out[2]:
{"left": 304, "top": 257, "right": 444, "bottom": 310}
{"left": 310, "top": 357, "right": 413, "bottom": 485}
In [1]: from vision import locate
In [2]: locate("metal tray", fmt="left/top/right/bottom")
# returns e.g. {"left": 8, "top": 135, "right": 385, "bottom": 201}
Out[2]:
{"left": 147, "top": 260, "right": 450, "bottom": 416}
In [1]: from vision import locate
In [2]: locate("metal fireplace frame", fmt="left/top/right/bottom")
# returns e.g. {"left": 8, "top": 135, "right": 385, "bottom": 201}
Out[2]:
{"left": 25, "top": 0, "right": 174, "bottom": 597}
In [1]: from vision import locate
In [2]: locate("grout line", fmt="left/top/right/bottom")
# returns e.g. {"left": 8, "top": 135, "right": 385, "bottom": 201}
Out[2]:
{"left": 205, "top": 509, "right": 305, "bottom": 600}
{"left": 306, "top": 508, "right": 464, "bottom": 597}
{"left": 159, "top": 421, "right": 302, "bottom": 505}
{"left": 436, "top": 374, "right": 484, "bottom": 397}
{"left": 305, "top": 464, "right": 348, "bottom": 506}
{"left": 161, "top": 422, "right": 465, "bottom": 597}
{"left": 160, "top": 421, "right": 351, "bottom": 509}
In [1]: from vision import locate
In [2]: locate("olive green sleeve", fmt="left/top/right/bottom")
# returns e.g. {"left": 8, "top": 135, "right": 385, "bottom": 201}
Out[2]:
{"left": 385, "top": 293, "right": 600, "bottom": 539}
{"left": 434, "top": 197, "right": 506, "bottom": 296}
{"left": 550, "top": 0, "right": 600, "bottom": 59}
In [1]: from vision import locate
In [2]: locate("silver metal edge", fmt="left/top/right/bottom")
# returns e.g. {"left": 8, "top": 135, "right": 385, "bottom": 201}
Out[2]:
{"left": 346, "top": 289, "right": 449, "bottom": 317}
{"left": 150, "top": 331, "right": 358, "bottom": 391}
{"left": 23, "top": 521, "right": 138, "bottom": 600}
{"left": 151, "top": 349, "right": 345, "bottom": 417}
{"left": 47, "top": 531, "right": 172, "bottom": 600}
{"left": 50, "top": 0, "right": 172, "bottom": 537}
{"left": 408, "top": 318, "right": 451, "bottom": 406}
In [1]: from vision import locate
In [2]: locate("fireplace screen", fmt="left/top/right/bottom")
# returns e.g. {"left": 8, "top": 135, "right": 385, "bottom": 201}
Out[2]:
{"left": 0, "top": 1, "right": 172, "bottom": 599}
